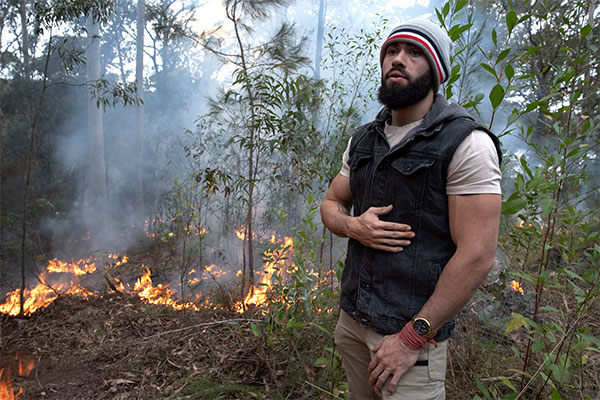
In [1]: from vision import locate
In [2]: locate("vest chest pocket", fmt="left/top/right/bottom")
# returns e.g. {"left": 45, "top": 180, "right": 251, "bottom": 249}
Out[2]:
{"left": 390, "top": 157, "right": 436, "bottom": 175}
{"left": 386, "top": 157, "right": 437, "bottom": 212}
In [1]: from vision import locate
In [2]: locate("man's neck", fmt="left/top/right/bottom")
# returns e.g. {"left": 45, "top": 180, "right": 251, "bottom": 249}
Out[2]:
{"left": 390, "top": 91, "right": 435, "bottom": 127}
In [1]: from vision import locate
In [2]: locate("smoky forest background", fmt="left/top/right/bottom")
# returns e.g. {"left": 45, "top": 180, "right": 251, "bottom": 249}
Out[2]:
{"left": 0, "top": 0, "right": 599, "bottom": 399}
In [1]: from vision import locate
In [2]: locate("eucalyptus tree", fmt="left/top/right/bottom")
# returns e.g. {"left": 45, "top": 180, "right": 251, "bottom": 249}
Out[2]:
{"left": 19, "top": 0, "right": 30, "bottom": 80}
{"left": 314, "top": 0, "right": 326, "bottom": 80}
{"left": 134, "top": 0, "right": 145, "bottom": 231}
{"left": 85, "top": 16, "right": 107, "bottom": 230}
{"left": 193, "top": 0, "right": 322, "bottom": 300}
{"left": 142, "top": 0, "right": 206, "bottom": 233}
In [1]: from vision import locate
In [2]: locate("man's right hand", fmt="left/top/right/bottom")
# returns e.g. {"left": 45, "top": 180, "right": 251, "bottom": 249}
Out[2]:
{"left": 348, "top": 205, "right": 414, "bottom": 252}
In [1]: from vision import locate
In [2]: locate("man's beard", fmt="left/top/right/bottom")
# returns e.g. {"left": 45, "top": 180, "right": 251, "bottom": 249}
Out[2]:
{"left": 377, "top": 67, "right": 434, "bottom": 110}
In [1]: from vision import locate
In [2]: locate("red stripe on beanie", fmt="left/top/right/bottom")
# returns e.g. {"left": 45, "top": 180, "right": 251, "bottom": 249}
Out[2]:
{"left": 381, "top": 33, "right": 445, "bottom": 84}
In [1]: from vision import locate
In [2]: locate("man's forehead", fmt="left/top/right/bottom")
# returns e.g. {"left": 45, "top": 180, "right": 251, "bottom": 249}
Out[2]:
{"left": 386, "top": 42, "right": 422, "bottom": 50}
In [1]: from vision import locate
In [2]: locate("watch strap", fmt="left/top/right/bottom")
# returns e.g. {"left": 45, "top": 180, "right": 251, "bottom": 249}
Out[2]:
{"left": 398, "top": 321, "right": 438, "bottom": 351}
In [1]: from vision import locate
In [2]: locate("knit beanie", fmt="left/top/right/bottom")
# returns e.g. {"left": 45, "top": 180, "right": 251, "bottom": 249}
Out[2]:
{"left": 380, "top": 19, "right": 452, "bottom": 92}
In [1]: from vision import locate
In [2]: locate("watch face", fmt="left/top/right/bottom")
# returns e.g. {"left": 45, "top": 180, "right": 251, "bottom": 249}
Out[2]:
{"left": 413, "top": 318, "right": 430, "bottom": 335}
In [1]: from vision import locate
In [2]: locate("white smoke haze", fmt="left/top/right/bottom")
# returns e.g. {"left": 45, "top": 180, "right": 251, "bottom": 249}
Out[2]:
{"left": 1, "top": 0, "right": 536, "bottom": 298}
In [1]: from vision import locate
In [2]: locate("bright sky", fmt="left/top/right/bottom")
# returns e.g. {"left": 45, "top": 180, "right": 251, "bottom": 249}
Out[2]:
{"left": 194, "top": 0, "right": 435, "bottom": 36}
{"left": 193, "top": 0, "right": 437, "bottom": 82}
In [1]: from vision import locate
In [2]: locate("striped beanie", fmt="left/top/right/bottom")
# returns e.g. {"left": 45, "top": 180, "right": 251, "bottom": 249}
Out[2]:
{"left": 380, "top": 19, "right": 452, "bottom": 92}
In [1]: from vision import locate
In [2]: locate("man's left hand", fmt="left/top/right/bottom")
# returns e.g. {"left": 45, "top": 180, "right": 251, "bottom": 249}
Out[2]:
{"left": 368, "top": 333, "right": 419, "bottom": 395}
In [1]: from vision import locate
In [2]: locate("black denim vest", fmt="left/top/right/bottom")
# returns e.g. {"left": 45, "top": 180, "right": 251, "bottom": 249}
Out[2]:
{"left": 340, "top": 104, "right": 501, "bottom": 341}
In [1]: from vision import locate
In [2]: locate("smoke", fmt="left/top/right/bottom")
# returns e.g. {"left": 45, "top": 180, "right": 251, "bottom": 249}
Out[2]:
{"left": 1, "top": 0, "right": 556, "bottom": 289}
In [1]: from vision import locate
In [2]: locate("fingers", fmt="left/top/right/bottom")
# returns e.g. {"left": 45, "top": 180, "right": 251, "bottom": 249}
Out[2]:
{"left": 368, "top": 335, "right": 420, "bottom": 395}
{"left": 369, "top": 363, "right": 407, "bottom": 394}
{"left": 368, "top": 235, "right": 414, "bottom": 252}
{"left": 371, "top": 338, "right": 383, "bottom": 353}
{"left": 378, "top": 221, "right": 414, "bottom": 234}
{"left": 373, "top": 369, "right": 391, "bottom": 392}
{"left": 369, "top": 204, "right": 393, "bottom": 216}
{"left": 386, "top": 373, "right": 402, "bottom": 395}
{"left": 350, "top": 205, "right": 416, "bottom": 251}
{"left": 365, "top": 206, "right": 414, "bottom": 234}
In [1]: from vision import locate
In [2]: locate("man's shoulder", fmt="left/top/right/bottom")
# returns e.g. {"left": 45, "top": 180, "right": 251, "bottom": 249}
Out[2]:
{"left": 349, "top": 112, "right": 385, "bottom": 152}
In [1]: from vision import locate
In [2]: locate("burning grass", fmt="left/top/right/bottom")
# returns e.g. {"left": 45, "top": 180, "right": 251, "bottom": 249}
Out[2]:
{"left": 0, "top": 291, "right": 341, "bottom": 399}
{"left": 1, "top": 294, "right": 262, "bottom": 399}
{"left": 4, "top": 224, "right": 596, "bottom": 398}
{"left": 0, "top": 233, "right": 342, "bottom": 399}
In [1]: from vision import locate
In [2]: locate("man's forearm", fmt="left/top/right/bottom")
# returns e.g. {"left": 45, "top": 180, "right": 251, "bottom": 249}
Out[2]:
{"left": 415, "top": 193, "right": 501, "bottom": 332}
{"left": 418, "top": 247, "right": 495, "bottom": 332}
{"left": 320, "top": 198, "right": 353, "bottom": 238}
{"left": 320, "top": 174, "right": 416, "bottom": 252}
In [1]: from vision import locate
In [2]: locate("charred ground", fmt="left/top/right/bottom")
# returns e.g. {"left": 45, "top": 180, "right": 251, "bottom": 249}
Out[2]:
{"left": 1, "top": 292, "right": 297, "bottom": 400}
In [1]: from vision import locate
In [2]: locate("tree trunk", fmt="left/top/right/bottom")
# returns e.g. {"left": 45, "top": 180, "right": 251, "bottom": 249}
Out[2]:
{"left": 134, "top": 0, "right": 145, "bottom": 231}
{"left": 19, "top": 31, "right": 53, "bottom": 316}
{"left": 314, "top": 0, "right": 326, "bottom": 80}
{"left": 229, "top": 1, "right": 256, "bottom": 291}
{"left": 86, "top": 17, "right": 107, "bottom": 234}
{"left": 19, "top": 0, "right": 30, "bottom": 80}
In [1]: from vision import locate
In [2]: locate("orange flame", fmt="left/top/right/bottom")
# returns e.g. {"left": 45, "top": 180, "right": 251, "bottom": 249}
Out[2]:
{"left": 47, "top": 258, "right": 96, "bottom": 275}
{"left": 134, "top": 267, "right": 201, "bottom": 311}
{"left": 236, "top": 236, "right": 294, "bottom": 312}
{"left": 0, "top": 353, "right": 34, "bottom": 399}
{"left": 235, "top": 226, "right": 246, "bottom": 240}
{"left": 16, "top": 353, "right": 34, "bottom": 379}
{"left": 511, "top": 280, "right": 525, "bottom": 295}
{"left": 0, "top": 274, "right": 69, "bottom": 316}
{"left": 204, "top": 264, "right": 228, "bottom": 279}
{"left": 0, "top": 368, "right": 13, "bottom": 400}
{"left": 1, "top": 230, "right": 303, "bottom": 318}
{"left": 235, "top": 225, "right": 255, "bottom": 240}
{"left": 107, "top": 254, "right": 128, "bottom": 268}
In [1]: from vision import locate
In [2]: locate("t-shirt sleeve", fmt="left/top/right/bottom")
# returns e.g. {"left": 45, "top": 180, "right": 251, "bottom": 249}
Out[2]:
{"left": 339, "top": 137, "right": 353, "bottom": 178}
{"left": 446, "top": 130, "right": 502, "bottom": 195}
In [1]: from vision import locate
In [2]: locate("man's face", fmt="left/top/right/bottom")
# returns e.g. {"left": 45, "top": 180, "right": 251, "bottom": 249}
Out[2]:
{"left": 377, "top": 42, "right": 434, "bottom": 110}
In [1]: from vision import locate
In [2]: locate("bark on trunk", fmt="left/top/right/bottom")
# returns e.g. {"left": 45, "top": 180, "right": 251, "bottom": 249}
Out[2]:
{"left": 86, "top": 17, "right": 107, "bottom": 233}
{"left": 134, "top": 0, "right": 145, "bottom": 230}
{"left": 19, "top": 0, "right": 30, "bottom": 80}
{"left": 314, "top": 0, "right": 326, "bottom": 80}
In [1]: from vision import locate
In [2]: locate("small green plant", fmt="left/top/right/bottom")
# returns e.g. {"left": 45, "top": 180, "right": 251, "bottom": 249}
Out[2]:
{"left": 438, "top": 0, "right": 599, "bottom": 398}
{"left": 242, "top": 195, "right": 345, "bottom": 398}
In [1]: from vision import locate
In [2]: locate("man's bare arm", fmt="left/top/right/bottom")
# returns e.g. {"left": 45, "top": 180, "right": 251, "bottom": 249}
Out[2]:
{"left": 320, "top": 174, "right": 414, "bottom": 252}
{"left": 418, "top": 193, "right": 501, "bottom": 331}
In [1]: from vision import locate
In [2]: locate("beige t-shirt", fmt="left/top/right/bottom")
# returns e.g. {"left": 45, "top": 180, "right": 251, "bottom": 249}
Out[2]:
{"left": 339, "top": 120, "right": 502, "bottom": 195}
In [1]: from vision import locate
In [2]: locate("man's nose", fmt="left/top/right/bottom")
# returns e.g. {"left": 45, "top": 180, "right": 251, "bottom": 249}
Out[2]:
{"left": 391, "top": 50, "right": 407, "bottom": 67}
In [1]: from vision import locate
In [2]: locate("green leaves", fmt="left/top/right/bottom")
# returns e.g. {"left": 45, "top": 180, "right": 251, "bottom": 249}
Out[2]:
{"left": 506, "top": 10, "right": 518, "bottom": 35}
{"left": 502, "top": 197, "right": 527, "bottom": 215}
{"left": 34, "top": 0, "right": 115, "bottom": 34}
{"left": 489, "top": 84, "right": 506, "bottom": 109}
{"left": 505, "top": 313, "right": 527, "bottom": 334}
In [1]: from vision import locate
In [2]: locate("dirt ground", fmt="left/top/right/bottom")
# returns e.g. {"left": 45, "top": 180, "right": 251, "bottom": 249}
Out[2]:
{"left": 1, "top": 293, "right": 280, "bottom": 400}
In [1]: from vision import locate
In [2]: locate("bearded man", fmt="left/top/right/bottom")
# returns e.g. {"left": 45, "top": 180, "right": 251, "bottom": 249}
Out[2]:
{"left": 320, "top": 19, "right": 502, "bottom": 399}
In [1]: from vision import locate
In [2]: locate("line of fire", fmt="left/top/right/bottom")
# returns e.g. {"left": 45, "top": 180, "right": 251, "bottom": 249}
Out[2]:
{"left": 0, "top": 221, "right": 340, "bottom": 399}
{"left": 0, "top": 217, "right": 531, "bottom": 399}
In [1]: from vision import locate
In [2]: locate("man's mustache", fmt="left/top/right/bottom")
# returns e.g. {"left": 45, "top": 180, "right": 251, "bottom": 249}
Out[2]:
{"left": 384, "top": 67, "right": 410, "bottom": 81}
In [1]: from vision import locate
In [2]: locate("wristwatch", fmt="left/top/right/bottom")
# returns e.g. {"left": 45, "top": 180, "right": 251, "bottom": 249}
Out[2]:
{"left": 412, "top": 315, "right": 437, "bottom": 338}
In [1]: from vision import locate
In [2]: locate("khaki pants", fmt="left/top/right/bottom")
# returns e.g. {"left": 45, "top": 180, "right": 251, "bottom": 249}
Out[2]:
{"left": 334, "top": 310, "right": 447, "bottom": 400}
